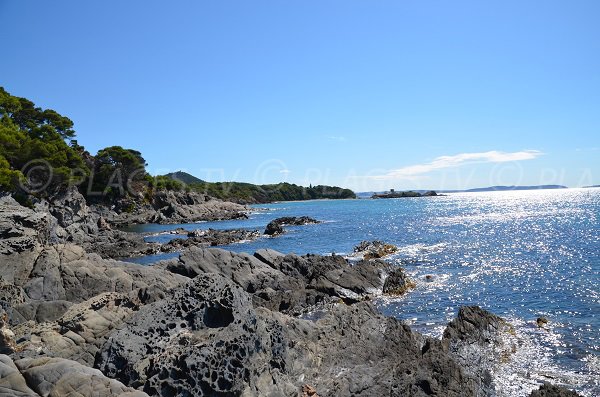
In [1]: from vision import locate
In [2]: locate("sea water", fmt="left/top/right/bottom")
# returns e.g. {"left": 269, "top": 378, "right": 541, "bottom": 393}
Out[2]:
{"left": 124, "top": 188, "right": 599, "bottom": 396}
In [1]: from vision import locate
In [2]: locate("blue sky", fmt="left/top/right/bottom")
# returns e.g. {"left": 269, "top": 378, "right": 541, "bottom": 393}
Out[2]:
{"left": 1, "top": 1, "right": 598, "bottom": 191}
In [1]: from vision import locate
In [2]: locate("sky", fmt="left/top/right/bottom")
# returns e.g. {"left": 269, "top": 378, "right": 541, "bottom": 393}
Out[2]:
{"left": 1, "top": 0, "right": 599, "bottom": 191}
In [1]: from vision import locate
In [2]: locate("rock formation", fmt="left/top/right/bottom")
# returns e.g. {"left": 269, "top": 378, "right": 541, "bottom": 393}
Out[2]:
{"left": 264, "top": 216, "right": 320, "bottom": 236}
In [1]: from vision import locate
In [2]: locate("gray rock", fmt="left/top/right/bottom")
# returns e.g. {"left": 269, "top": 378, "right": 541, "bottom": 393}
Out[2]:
{"left": 13, "top": 293, "right": 141, "bottom": 366}
{"left": 14, "top": 356, "right": 148, "bottom": 397}
{"left": 98, "top": 273, "right": 475, "bottom": 397}
{"left": 160, "top": 228, "right": 261, "bottom": 252}
{"left": 442, "top": 306, "right": 517, "bottom": 396}
{"left": 162, "top": 248, "right": 387, "bottom": 315}
{"left": 264, "top": 216, "right": 319, "bottom": 236}
{"left": 383, "top": 267, "right": 415, "bottom": 295}
{"left": 0, "top": 354, "right": 39, "bottom": 396}
{"left": 353, "top": 240, "right": 399, "bottom": 259}
{"left": 529, "top": 383, "right": 583, "bottom": 397}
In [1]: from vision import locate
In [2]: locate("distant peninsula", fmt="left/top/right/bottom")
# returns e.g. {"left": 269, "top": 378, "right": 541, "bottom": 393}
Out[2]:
{"left": 457, "top": 185, "right": 568, "bottom": 193}
{"left": 359, "top": 185, "right": 569, "bottom": 198}
{"left": 164, "top": 171, "right": 356, "bottom": 204}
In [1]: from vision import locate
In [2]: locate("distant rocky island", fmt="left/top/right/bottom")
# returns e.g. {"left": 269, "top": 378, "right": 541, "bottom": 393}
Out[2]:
{"left": 371, "top": 189, "right": 438, "bottom": 199}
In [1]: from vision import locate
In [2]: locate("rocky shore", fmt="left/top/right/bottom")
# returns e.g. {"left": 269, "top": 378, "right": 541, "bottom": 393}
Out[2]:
{"left": 0, "top": 191, "right": 583, "bottom": 396}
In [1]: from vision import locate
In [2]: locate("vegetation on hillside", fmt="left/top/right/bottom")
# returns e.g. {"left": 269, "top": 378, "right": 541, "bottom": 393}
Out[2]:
{"left": 163, "top": 171, "right": 356, "bottom": 203}
{"left": 0, "top": 87, "right": 355, "bottom": 204}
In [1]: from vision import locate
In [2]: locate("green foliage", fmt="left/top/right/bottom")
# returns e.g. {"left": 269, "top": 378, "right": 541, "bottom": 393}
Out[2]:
{"left": 0, "top": 87, "right": 89, "bottom": 193}
{"left": 149, "top": 175, "right": 186, "bottom": 191}
{"left": 0, "top": 153, "right": 23, "bottom": 191}
{"left": 159, "top": 173, "right": 356, "bottom": 203}
{"left": 89, "top": 146, "right": 149, "bottom": 198}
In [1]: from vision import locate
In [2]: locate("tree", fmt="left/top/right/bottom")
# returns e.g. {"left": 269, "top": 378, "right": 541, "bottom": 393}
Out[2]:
{"left": 0, "top": 87, "right": 89, "bottom": 194}
{"left": 90, "top": 146, "right": 149, "bottom": 197}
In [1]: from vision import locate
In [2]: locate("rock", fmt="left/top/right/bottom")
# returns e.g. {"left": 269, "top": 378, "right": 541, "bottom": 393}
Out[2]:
{"left": 302, "top": 384, "right": 321, "bottom": 397}
{"left": 98, "top": 273, "right": 476, "bottom": 396}
{"left": 97, "top": 191, "right": 248, "bottom": 226}
{"left": 425, "top": 274, "right": 435, "bottom": 282}
{"left": 0, "top": 354, "right": 40, "bottom": 396}
{"left": 12, "top": 293, "right": 141, "bottom": 365}
{"left": 383, "top": 268, "right": 416, "bottom": 295}
{"left": 13, "top": 355, "right": 148, "bottom": 397}
{"left": 98, "top": 216, "right": 111, "bottom": 230}
{"left": 353, "top": 240, "right": 398, "bottom": 259}
{"left": 160, "top": 228, "right": 261, "bottom": 252}
{"left": 529, "top": 383, "right": 583, "bottom": 397}
{"left": 264, "top": 220, "right": 284, "bottom": 235}
{"left": 162, "top": 247, "right": 388, "bottom": 315}
{"left": 0, "top": 312, "right": 16, "bottom": 354}
{"left": 264, "top": 216, "right": 320, "bottom": 236}
{"left": 442, "top": 306, "right": 518, "bottom": 396}
{"left": 423, "top": 190, "right": 438, "bottom": 196}
{"left": 0, "top": 196, "right": 51, "bottom": 254}
{"left": 536, "top": 316, "right": 549, "bottom": 328}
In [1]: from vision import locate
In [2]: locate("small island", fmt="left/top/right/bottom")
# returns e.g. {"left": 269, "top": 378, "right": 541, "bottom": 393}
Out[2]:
{"left": 372, "top": 189, "right": 438, "bottom": 199}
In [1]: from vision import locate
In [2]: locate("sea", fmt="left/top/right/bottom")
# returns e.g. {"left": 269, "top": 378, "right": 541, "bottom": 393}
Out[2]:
{"left": 123, "top": 188, "right": 599, "bottom": 396}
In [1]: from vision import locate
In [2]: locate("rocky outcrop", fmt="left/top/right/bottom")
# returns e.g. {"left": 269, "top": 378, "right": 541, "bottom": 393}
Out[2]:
{"left": 0, "top": 196, "right": 51, "bottom": 254}
{"left": 0, "top": 193, "right": 586, "bottom": 397}
{"left": 264, "top": 216, "right": 319, "bottom": 236}
{"left": 98, "top": 190, "right": 248, "bottom": 226}
{"left": 442, "top": 306, "right": 518, "bottom": 396}
{"left": 383, "top": 267, "right": 416, "bottom": 295}
{"left": 12, "top": 293, "right": 143, "bottom": 365}
{"left": 97, "top": 273, "right": 476, "bottom": 397}
{"left": 162, "top": 248, "right": 388, "bottom": 315}
{"left": 160, "top": 228, "right": 261, "bottom": 252}
{"left": 353, "top": 240, "right": 399, "bottom": 259}
{"left": 529, "top": 383, "right": 583, "bottom": 397}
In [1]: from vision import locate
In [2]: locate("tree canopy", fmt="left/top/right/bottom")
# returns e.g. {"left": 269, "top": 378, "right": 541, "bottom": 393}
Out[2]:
{"left": 0, "top": 87, "right": 88, "bottom": 192}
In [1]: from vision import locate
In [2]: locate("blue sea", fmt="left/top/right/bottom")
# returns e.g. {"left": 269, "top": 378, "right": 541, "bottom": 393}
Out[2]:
{"left": 124, "top": 188, "right": 599, "bottom": 396}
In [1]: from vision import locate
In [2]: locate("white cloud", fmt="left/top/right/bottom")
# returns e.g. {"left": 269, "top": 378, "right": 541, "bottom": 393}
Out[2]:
{"left": 369, "top": 150, "right": 543, "bottom": 180}
{"left": 327, "top": 135, "right": 347, "bottom": 142}
{"left": 279, "top": 169, "right": 291, "bottom": 174}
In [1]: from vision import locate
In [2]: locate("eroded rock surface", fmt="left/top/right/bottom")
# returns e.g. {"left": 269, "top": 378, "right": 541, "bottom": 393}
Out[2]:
{"left": 98, "top": 273, "right": 476, "bottom": 397}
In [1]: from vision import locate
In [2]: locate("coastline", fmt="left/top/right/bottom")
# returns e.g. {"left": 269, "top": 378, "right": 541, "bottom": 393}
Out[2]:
{"left": 0, "top": 188, "right": 591, "bottom": 396}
